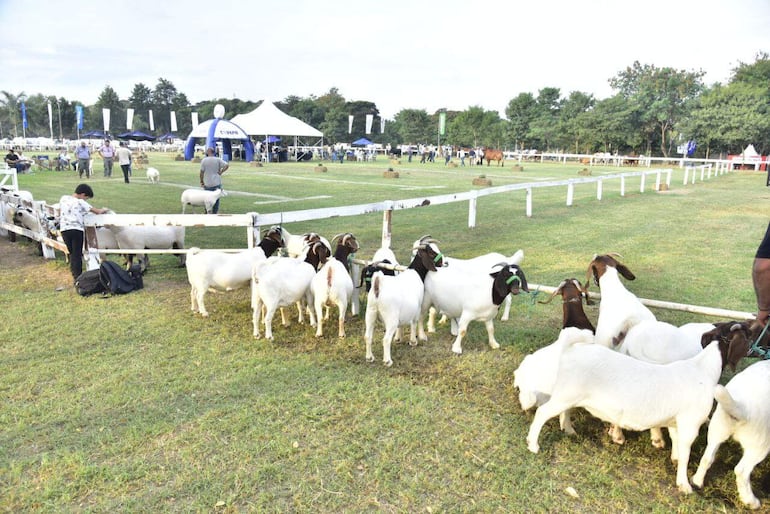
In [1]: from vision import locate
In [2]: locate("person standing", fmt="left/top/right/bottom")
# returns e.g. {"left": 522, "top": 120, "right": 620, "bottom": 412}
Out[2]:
{"left": 76, "top": 142, "right": 91, "bottom": 178}
{"left": 98, "top": 139, "right": 115, "bottom": 178}
{"left": 59, "top": 184, "right": 110, "bottom": 284}
{"left": 753, "top": 222, "right": 770, "bottom": 328}
{"left": 116, "top": 142, "right": 133, "bottom": 183}
{"left": 199, "top": 147, "right": 229, "bottom": 214}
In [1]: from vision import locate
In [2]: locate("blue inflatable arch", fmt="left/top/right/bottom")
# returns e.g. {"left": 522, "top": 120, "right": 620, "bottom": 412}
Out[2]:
{"left": 184, "top": 118, "right": 254, "bottom": 162}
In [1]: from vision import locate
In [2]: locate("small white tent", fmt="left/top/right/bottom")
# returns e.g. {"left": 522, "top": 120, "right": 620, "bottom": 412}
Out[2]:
{"left": 231, "top": 101, "right": 323, "bottom": 162}
{"left": 231, "top": 101, "right": 322, "bottom": 137}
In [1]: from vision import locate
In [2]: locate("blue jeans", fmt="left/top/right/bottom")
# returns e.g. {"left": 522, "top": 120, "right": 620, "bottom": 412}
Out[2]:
{"left": 204, "top": 185, "right": 222, "bottom": 214}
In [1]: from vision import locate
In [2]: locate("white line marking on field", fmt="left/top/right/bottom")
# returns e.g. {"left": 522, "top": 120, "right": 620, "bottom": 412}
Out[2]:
{"left": 256, "top": 173, "right": 447, "bottom": 189}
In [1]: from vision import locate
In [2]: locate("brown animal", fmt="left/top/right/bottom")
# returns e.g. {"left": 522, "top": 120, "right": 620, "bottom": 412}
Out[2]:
{"left": 539, "top": 278, "right": 595, "bottom": 333}
{"left": 484, "top": 148, "right": 504, "bottom": 166}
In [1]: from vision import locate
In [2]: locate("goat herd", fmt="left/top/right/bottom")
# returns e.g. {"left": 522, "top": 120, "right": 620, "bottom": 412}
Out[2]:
{"left": 3, "top": 183, "right": 770, "bottom": 507}
{"left": 186, "top": 226, "right": 770, "bottom": 508}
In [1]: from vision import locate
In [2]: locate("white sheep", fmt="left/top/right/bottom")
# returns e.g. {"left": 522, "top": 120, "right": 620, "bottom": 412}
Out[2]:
{"left": 146, "top": 167, "right": 160, "bottom": 184}
{"left": 181, "top": 188, "right": 227, "bottom": 214}
{"left": 364, "top": 236, "right": 444, "bottom": 367}
{"left": 186, "top": 227, "right": 284, "bottom": 317}
{"left": 311, "top": 233, "right": 359, "bottom": 338}
{"left": 526, "top": 340, "right": 726, "bottom": 494}
{"left": 693, "top": 360, "right": 770, "bottom": 509}
{"left": 585, "top": 254, "right": 656, "bottom": 348}
{"left": 252, "top": 240, "right": 331, "bottom": 340}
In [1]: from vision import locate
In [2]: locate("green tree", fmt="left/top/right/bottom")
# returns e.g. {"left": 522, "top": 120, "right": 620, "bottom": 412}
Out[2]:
{"left": 317, "top": 88, "right": 348, "bottom": 144}
{"left": 610, "top": 61, "right": 705, "bottom": 156}
{"left": 128, "top": 83, "right": 153, "bottom": 131}
{"left": 446, "top": 106, "right": 503, "bottom": 148}
{"left": 0, "top": 90, "right": 26, "bottom": 138}
{"left": 390, "top": 109, "right": 432, "bottom": 146}
{"left": 92, "top": 85, "right": 122, "bottom": 135}
{"left": 505, "top": 92, "right": 537, "bottom": 150}
{"left": 558, "top": 91, "right": 594, "bottom": 153}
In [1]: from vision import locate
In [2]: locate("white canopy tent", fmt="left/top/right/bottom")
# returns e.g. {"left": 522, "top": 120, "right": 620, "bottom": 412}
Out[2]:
{"left": 231, "top": 101, "right": 323, "bottom": 161}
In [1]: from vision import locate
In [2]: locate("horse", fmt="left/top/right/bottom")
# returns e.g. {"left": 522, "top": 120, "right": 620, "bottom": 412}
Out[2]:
{"left": 484, "top": 148, "right": 504, "bottom": 167}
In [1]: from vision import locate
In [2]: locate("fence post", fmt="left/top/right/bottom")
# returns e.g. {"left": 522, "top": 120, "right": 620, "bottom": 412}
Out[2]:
{"left": 666, "top": 169, "right": 672, "bottom": 187}
{"left": 249, "top": 212, "right": 259, "bottom": 248}
{"left": 620, "top": 176, "right": 626, "bottom": 197}
{"left": 640, "top": 173, "right": 646, "bottom": 193}
{"left": 683, "top": 166, "right": 690, "bottom": 185}
{"left": 526, "top": 187, "right": 533, "bottom": 217}
{"left": 596, "top": 178, "right": 603, "bottom": 200}
{"left": 381, "top": 202, "right": 393, "bottom": 248}
{"left": 655, "top": 171, "right": 661, "bottom": 191}
{"left": 468, "top": 190, "right": 478, "bottom": 228}
{"left": 566, "top": 181, "right": 574, "bottom": 206}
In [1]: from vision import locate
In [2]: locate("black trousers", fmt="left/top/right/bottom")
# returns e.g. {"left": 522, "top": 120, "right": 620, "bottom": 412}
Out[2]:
{"left": 61, "top": 229, "right": 85, "bottom": 281}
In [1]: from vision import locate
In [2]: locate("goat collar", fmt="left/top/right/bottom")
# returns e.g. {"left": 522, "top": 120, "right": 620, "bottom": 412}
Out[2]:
{"left": 563, "top": 297, "right": 582, "bottom": 304}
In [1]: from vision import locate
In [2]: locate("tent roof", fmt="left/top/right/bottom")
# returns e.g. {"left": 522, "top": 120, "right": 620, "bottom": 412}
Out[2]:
{"left": 230, "top": 101, "right": 323, "bottom": 137}
{"left": 187, "top": 118, "right": 250, "bottom": 140}
{"left": 742, "top": 144, "right": 760, "bottom": 157}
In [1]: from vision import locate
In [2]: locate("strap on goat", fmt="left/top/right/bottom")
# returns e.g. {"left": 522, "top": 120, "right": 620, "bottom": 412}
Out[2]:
{"left": 749, "top": 322, "right": 770, "bottom": 359}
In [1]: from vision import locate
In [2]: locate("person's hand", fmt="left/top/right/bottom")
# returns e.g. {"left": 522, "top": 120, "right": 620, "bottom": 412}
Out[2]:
{"left": 756, "top": 309, "right": 770, "bottom": 328}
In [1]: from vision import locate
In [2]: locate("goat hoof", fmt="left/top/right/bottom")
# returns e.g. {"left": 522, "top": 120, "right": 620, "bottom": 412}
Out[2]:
{"left": 490, "top": 342, "right": 500, "bottom": 350}
{"left": 677, "top": 482, "right": 693, "bottom": 495}
{"left": 526, "top": 440, "right": 540, "bottom": 453}
{"left": 366, "top": 356, "right": 375, "bottom": 363}
{"left": 408, "top": 340, "right": 418, "bottom": 347}
{"left": 651, "top": 438, "right": 665, "bottom": 449}
{"left": 384, "top": 360, "right": 393, "bottom": 367}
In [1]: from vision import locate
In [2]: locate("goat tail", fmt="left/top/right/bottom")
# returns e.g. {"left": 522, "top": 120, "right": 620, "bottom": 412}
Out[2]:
{"left": 326, "top": 266, "right": 334, "bottom": 288}
{"left": 714, "top": 385, "right": 747, "bottom": 421}
{"left": 373, "top": 276, "right": 381, "bottom": 298}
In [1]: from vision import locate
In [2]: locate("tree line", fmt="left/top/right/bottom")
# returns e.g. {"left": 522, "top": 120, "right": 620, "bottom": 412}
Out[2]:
{"left": 2, "top": 54, "right": 768, "bottom": 158}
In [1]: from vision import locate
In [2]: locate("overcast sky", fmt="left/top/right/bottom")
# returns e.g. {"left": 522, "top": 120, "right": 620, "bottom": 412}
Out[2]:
{"left": 1, "top": 0, "right": 768, "bottom": 119}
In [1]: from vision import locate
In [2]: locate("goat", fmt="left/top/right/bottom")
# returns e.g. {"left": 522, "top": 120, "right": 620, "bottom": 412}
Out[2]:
{"left": 252, "top": 240, "right": 331, "bottom": 340}
{"left": 585, "top": 254, "right": 655, "bottom": 348}
{"left": 181, "top": 188, "right": 227, "bottom": 214}
{"left": 146, "top": 167, "right": 160, "bottom": 184}
{"left": 526, "top": 339, "right": 734, "bottom": 494}
{"left": 311, "top": 233, "right": 359, "bottom": 338}
{"left": 107, "top": 224, "right": 186, "bottom": 271}
{"left": 13, "top": 207, "right": 46, "bottom": 255}
{"left": 538, "top": 278, "right": 595, "bottom": 333}
{"left": 187, "top": 226, "right": 284, "bottom": 317}
{"left": 273, "top": 226, "right": 322, "bottom": 258}
{"left": 693, "top": 360, "right": 770, "bottom": 509}
{"left": 364, "top": 236, "right": 444, "bottom": 367}
{"left": 514, "top": 327, "right": 595, "bottom": 420}
{"left": 422, "top": 261, "right": 528, "bottom": 355}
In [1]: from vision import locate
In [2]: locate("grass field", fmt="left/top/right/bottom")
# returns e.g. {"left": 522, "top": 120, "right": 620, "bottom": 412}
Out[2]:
{"left": 2, "top": 153, "right": 770, "bottom": 512}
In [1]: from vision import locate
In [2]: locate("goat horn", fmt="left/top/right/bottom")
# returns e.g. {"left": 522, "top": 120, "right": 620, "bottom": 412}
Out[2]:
{"left": 331, "top": 233, "right": 343, "bottom": 245}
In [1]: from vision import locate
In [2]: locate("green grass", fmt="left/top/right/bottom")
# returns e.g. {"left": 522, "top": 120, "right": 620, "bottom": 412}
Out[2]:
{"left": 2, "top": 154, "right": 769, "bottom": 511}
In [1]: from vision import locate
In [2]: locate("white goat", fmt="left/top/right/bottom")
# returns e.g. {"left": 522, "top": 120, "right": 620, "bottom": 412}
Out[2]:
{"left": 693, "top": 360, "right": 770, "bottom": 509}
{"left": 585, "top": 254, "right": 656, "bottom": 348}
{"left": 252, "top": 240, "right": 330, "bottom": 340}
{"left": 526, "top": 340, "right": 726, "bottom": 494}
{"left": 107, "top": 224, "right": 186, "bottom": 271}
{"left": 613, "top": 319, "right": 715, "bottom": 449}
{"left": 146, "top": 167, "right": 160, "bottom": 183}
{"left": 422, "top": 261, "right": 528, "bottom": 355}
{"left": 311, "top": 233, "right": 358, "bottom": 338}
{"left": 181, "top": 188, "right": 226, "bottom": 214}
{"left": 514, "top": 326, "right": 595, "bottom": 417}
{"left": 364, "top": 236, "right": 443, "bottom": 367}
{"left": 187, "top": 227, "right": 284, "bottom": 317}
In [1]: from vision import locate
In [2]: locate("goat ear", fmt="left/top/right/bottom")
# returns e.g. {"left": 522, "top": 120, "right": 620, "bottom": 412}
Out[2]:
{"left": 615, "top": 263, "right": 636, "bottom": 281}
{"left": 726, "top": 331, "right": 751, "bottom": 371}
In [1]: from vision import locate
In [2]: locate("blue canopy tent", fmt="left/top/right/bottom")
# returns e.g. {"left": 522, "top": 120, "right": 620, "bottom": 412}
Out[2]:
{"left": 156, "top": 132, "right": 178, "bottom": 143}
{"left": 183, "top": 117, "right": 253, "bottom": 162}
{"left": 117, "top": 130, "right": 156, "bottom": 141}
{"left": 82, "top": 130, "right": 106, "bottom": 139}
{"left": 352, "top": 137, "right": 372, "bottom": 146}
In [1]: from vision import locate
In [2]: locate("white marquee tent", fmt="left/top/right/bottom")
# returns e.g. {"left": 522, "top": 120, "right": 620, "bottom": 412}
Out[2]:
{"left": 231, "top": 101, "right": 323, "bottom": 161}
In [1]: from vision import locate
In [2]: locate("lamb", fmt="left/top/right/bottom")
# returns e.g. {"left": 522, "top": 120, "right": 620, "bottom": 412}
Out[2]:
{"left": 107, "top": 224, "right": 186, "bottom": 271}
{"left": 186, "top": 226, "right": 284, "bottom": 317}
{"left": 526, "top": 339, "right": 730, "bottom": 494}
{"left": 146, "top": 167, "right": 160, "bottom": 183}
{"left": 585, "top": 254, "right": 656, "bottom": 348}
{"left": 181, "top": 188, "right": 227, "bottom": 214}
{"left": 537, "top": 278, "right": 595, "bottom": 333}
{"left": 364, "top": 236, "right": 444, "bottom": 367}
{"left": 13, "top": 206, "right": 46, "bottom": 255}
{"left": 311, "top": 233, "right": 359, "bottom": 338}
{"left": 692, "top": 360, "right": 770, "bottom": 509}
{"left": 252, "top": 240, "right": 331, "bottom": 340}
{"left": 421, "top": 260, "right": 529, "bottom": 355}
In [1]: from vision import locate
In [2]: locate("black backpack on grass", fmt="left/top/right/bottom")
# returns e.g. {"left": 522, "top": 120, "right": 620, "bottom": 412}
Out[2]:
{"left": 75, "top": 261, "right": 143, "bottom": 296}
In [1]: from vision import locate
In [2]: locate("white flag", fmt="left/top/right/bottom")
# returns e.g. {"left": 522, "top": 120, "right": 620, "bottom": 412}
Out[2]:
{"left": 348, "top": 115, "right": 354, "bottom": 134}
{"left": 365, "top": 114, "right": 373, "bottom": 135}
{"left": 47, "top": 102, "right": 53, "bottom": 139}
{"left": 380, "top": 118, "right": 385, "bottom": 134}
{"left": 191, "top": 112, "right": 199, "bottom": 129}
{"left": 126, "top": 108, "right": 134, "bottom": 130}
{"left": 170, "top": 111, "right": 177, "bottom": 132}
{"left": 149, "top": 110, "right": 155, "bottom": 131}
{"left": 102, "top": 108, "right": 111, "bottom": 133}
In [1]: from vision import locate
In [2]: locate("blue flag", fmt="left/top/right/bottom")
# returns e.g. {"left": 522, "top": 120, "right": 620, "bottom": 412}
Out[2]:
{"left": 76, "top": 105, "right": 83, "bottom": 130}
{"left": 21, "top": 102, "right": 27, "bottom": 129}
